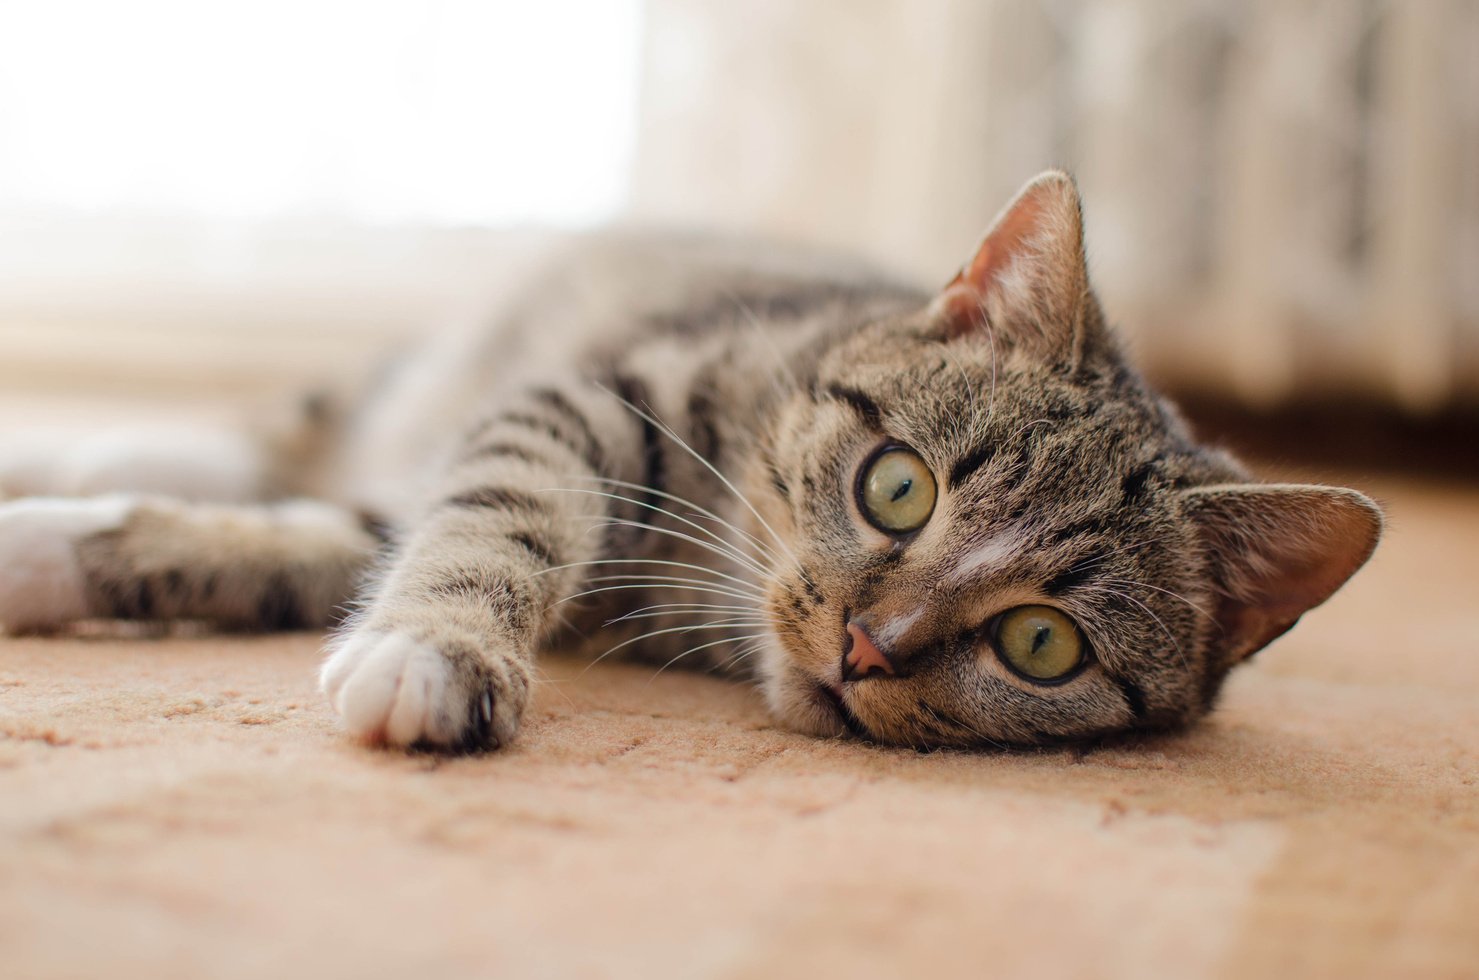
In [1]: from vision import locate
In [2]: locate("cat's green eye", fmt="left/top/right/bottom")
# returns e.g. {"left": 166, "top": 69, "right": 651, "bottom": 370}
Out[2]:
{"left": 992, "top": 605, "right": 1086, "bottom": 683}
{"left": 858, "top": 447, "right": 937, "bottom": 534}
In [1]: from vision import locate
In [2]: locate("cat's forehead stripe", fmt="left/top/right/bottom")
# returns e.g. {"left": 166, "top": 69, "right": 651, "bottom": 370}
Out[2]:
{"left": 946, "top": 526, "right": 1032, "bottom": 586}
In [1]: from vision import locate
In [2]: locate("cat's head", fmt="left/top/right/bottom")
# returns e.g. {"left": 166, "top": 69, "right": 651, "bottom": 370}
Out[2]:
{"left": 751, "top": 171, "right": 1382, "bottom": 748}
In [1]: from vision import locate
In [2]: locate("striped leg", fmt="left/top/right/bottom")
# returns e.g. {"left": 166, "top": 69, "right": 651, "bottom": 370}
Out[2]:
{"left": 0, "top": 496, "right": 379, "bottom": 634}
{"left": 320, "top": 384, "right": 628, "bottom": 752}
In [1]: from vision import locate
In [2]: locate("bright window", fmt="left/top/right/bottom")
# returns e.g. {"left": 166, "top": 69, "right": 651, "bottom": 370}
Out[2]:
{"left": 0, "top": 0, "right": 644, "bottom": 226}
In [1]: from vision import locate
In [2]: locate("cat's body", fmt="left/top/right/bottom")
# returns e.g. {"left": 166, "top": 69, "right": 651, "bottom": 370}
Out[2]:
{"left": 0, "top": 174, "right": 1382, "bottom": 752}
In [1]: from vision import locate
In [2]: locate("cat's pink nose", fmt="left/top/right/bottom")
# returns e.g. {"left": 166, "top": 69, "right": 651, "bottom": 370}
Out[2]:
{"left": 842, "top": 622, "right": 896, "bottom": 681}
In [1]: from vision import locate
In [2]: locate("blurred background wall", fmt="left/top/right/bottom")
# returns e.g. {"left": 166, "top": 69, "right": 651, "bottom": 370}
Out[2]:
{"left": 1, "top": 0, "right": 1476, "bottom": 416}
{"left": 632, "top": 0, "right": 1479, "bottom": 413}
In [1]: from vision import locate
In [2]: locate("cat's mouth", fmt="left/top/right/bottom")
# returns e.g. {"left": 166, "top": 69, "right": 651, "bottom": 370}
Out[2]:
{"left": 813, "top": 681, "right": 869, "bottom": 738}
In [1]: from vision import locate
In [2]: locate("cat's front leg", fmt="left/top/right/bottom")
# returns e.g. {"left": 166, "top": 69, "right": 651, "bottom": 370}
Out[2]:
{"left": 320, "top": 385, "right": 623, "bottom": 751}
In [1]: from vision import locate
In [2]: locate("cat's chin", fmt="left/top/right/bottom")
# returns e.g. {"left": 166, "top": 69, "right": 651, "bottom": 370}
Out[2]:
{"left": 761, "top": 661, "right": 866, "bottom": 740}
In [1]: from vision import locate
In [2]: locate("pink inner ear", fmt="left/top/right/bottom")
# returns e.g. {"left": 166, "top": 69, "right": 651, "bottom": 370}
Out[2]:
{"left": 962, "top": 193, "right": 1049, "bottom": 288}
{"left": 1190, "top": 485, "right": 1384, "bottom": 663}
{"left": 1239, "top": 507, "right": 1379, "bottom": 631}
{"left": 938, "top": 189, "right": 1052, "bottom": 337}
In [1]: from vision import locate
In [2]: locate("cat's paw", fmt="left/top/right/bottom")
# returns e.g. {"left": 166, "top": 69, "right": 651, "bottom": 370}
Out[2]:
{"left": 0, "top": 496, "right": 133, "bottom": 633}
{"left": 319, "top": 629, "right": 529, "bottom": 752}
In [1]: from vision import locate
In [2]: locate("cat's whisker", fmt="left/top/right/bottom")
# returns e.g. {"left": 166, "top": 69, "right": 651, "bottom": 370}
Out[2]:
{"left": 687, "top": 511, "right": 788, "bottom": 571}
{"left": 716, "top": 627, "right": 803, "bottom": 674}
{"left": 713, "top": 639, "right": 766, "bottom": 673}
{"left": 673, "top": 617, "right": 767, "bottom": 632}
{"left": 580, "top": 475, "right": 784, "bottom": 570}
{"left": 583, "top": 572, "right": 763, "bottom": 598}
{"left": 535, "top": 557, "right": 761, "bottom": 594}
{"left": 605, "top": 598, "right": 757, "bottom": 621}
{"left": 565, "top": 499, "right": 772, "bottom": 580}
{"left": 544, "top": 486, "right": 780, "bottom": 575}
{"left": 573, "top": 511, "right": 769, "bottom": 578}
{"left": 618, "top": 616, "right": 771, "bottom": 632}
{"left": 527, "top": 665, "right": 579, "bottom": 710}
{"left": 557, "top": 582, "right": 762, "bottom": 608}
{"left": 596, "top": 383, "right": 807, "bottom": 578}
{"left": 649, "top": 631, "right": 773, "bottom": 682}
{"left": 580, "top": 516, "right": 771, "bottom": 579}
{"left": 608, "top": 605, "right": 762, "bottom": 626}
{"left": 582, "top": 620, "right": 768, "bottom": 675}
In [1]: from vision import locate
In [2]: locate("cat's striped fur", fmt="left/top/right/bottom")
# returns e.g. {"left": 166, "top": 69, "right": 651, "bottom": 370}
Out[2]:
{"left": 0, "top": 173, "right": 1382, "bottom": 752}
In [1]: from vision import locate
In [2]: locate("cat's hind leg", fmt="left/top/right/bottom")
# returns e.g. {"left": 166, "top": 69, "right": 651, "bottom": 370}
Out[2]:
{"left": 0, "top": 495, "right": 379, "bottom": 634}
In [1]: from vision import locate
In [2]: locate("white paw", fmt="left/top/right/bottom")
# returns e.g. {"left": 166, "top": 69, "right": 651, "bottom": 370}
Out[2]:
{"left": 319, "top": 630, "right": 524, "bottom": 751}
{"left": 0, "top": 496, "right": 134, "bottom": 633}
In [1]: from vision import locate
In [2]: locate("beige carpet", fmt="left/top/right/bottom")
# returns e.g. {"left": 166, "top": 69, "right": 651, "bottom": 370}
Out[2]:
{"left": 2, "top": 470, "right": 1477, "bottom": 980}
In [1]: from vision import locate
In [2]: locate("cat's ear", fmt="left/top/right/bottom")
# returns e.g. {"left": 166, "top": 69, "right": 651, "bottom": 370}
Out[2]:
{"left": 1183, "top": 484, "right": 1383, "bottom": 664}
{"left": 930, "top": 170, "right": 1092, "bottom": 362}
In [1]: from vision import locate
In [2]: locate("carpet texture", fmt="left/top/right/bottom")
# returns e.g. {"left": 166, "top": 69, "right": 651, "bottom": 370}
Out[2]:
{"left": 2, "top": 471, "right": 1476, "bottom": 979}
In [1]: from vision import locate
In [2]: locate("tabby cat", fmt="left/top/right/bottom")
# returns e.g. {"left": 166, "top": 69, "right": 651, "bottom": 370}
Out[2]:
{"left": 0, "top": 172, "right": 1382, "bottom": 751}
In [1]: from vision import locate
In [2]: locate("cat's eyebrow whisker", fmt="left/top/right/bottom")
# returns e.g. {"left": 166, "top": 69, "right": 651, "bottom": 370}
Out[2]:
{"left": 1009, "top": 416, "right": 1055, "bottom": 443}
{"left": 579, "top": 475, "right": 784, "bottom": 569}
{"left": 544, "top": 486, "right": 779, "bottom": 574}
{"left": 536, "top": 557, "right": 761, "bottom": 594}
{"left": 1047, "top": 533, "right": 1172, "bottom": 578}
{"left": 596, "top": 382, "right": 807, "bottom": 579}
{"left": 931, "top": 339, "right": 981, "bottom": 442}
{"left": 579, "top": 516, "right": 771, "bottom": 579}
{"left": 976, "top": 295, "right": 999, "bottom": 426}
{"left": 1098, "top": 577, "right": 1214, "bottom": 621}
